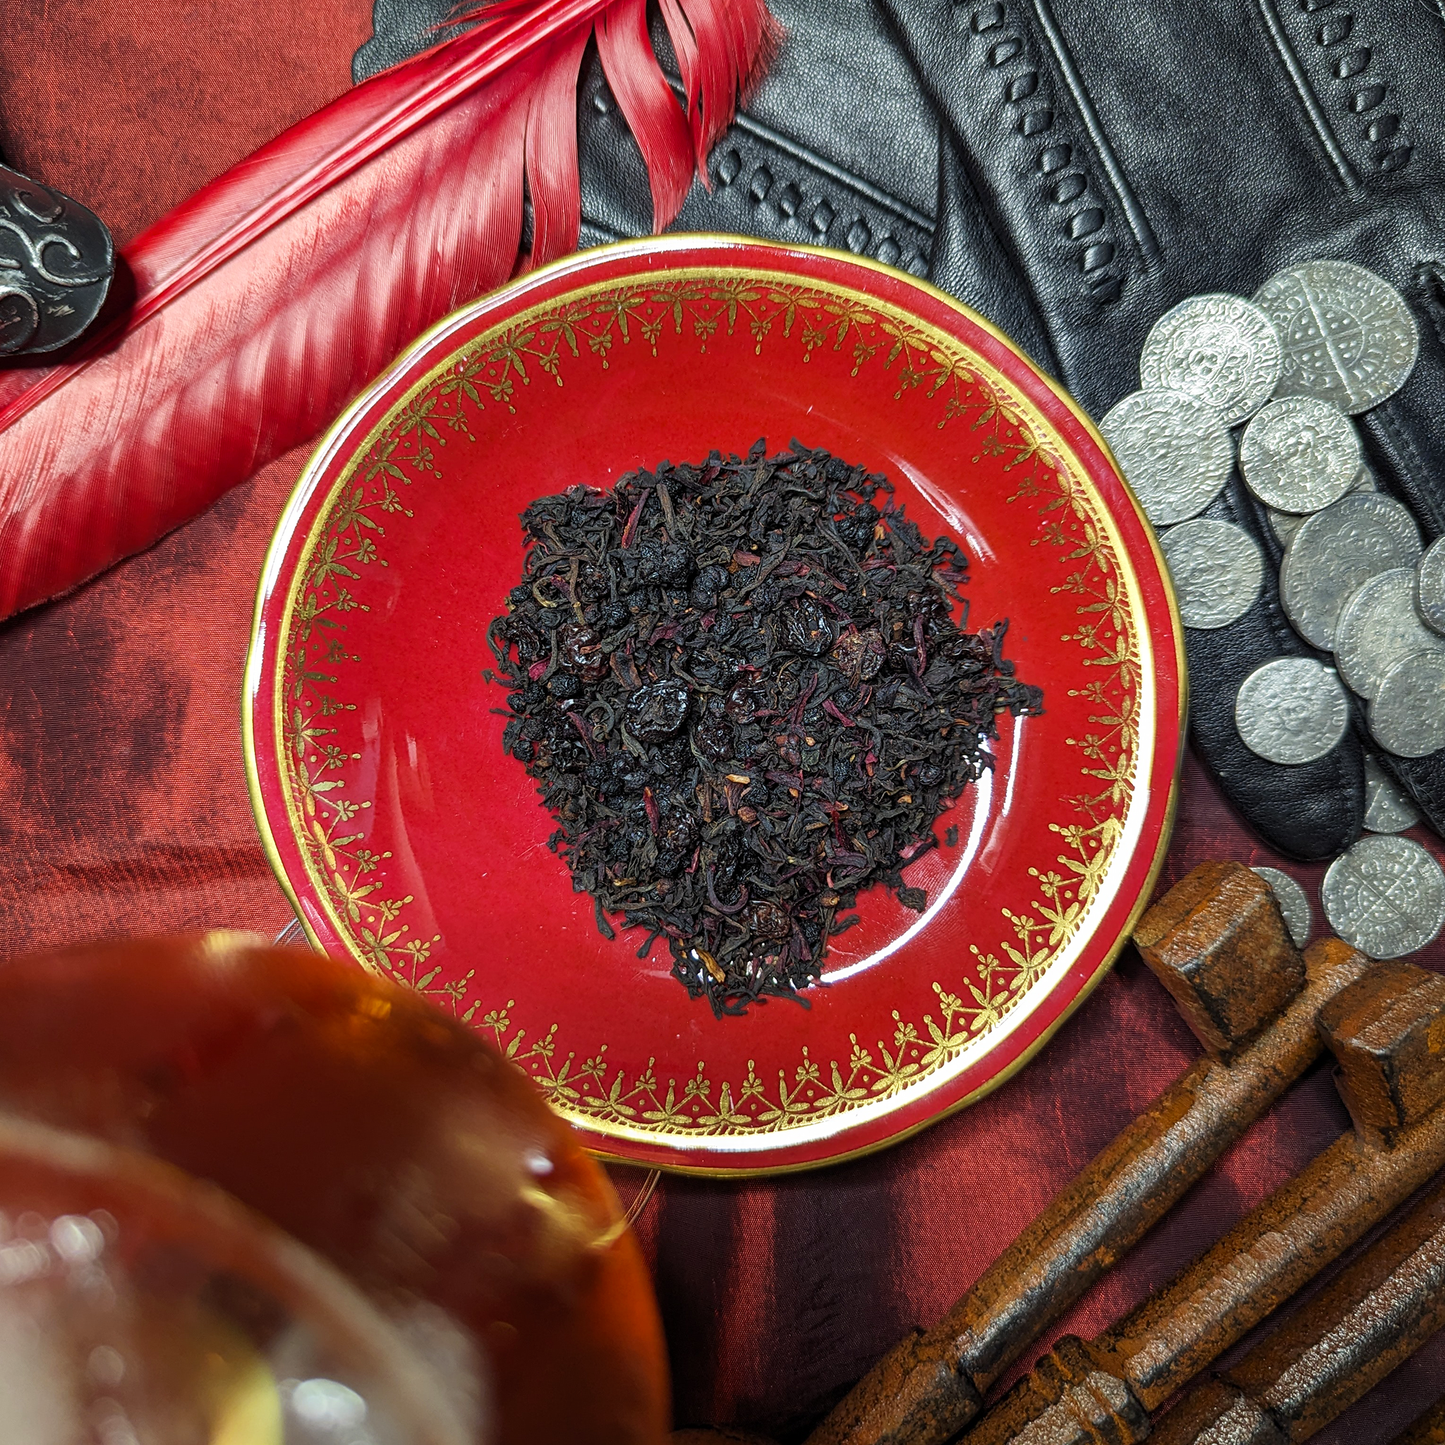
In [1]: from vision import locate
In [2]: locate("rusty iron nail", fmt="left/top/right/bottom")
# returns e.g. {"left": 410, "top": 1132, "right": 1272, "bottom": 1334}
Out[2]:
{"left": 1151, "top": 1172, "right": 1445, "bottom": 1444}
{"left": 805, "top": 864, "right": 1368, "bottom": 1445}
{"left": 963, "top": 955, "right": 1445, "bottom": 1443}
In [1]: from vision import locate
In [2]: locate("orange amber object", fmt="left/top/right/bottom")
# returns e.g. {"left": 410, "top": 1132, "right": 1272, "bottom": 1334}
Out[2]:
{"left": 0, "top": 1115, "right": 474, "bottom": 1445}
{"left": 0, "top": 934, "right": 670, "bottom": 1445}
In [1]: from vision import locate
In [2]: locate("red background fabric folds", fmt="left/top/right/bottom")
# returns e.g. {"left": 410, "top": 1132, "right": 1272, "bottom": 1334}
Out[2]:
{"left": 0, "top": 3, "right": 1442, "bottom": 1437}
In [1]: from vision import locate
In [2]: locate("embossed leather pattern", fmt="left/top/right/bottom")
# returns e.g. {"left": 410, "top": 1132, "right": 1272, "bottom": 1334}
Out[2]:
{"left": 354, "top": 0, "right": 457, "bottom": 81}
{"left": 361, "top": 0, "right": 1445, "bottom": 858}
{"left": 575, "top": 1, "right": 942, "bottom": 281}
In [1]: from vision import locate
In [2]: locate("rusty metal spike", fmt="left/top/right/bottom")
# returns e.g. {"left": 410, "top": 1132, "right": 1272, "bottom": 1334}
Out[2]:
{"left": 1318, "top": 960, "right": 1445, "bottom": 1136}
{"left": 805, "top": 866, "right": 1368, "bottom": 1445}
{"left": 964, "top": 956, "right": 1445, "bottom": 1444}
{"left": 1154, "top": 1177, "right": 1445, "bottom": 1443}
{"left": 1134, "top": 862, "right": 1306, "bottom": 1058}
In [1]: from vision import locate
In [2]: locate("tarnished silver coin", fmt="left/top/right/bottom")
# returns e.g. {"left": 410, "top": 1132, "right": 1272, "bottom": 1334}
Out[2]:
{"left": 1334, "top": 568, "right": 1445, "bottom": 700}
{"left": 1160, "top": 519, "right": 1263, "bottom": 629}
{"left": 1268, "top": 507, "right": 1304, "bottom": 548}
{"left": 1322, "top": 834, "right": 1445, "bottom": 958}
{"left": 1269, "top": 464, "right": 1375, "bottom": 546}
{"left": 1269, "top": 509, "right": 1304, "bottom": 548}
{"left": 1240, "top": 397, "right": 1360, "bottom": 513}
{"left": 1251, "top": 866, "right": 1313, "bottom": 947}
{"left": 1098, "top": 390, "right": 1234, "bottom": 527}
{"left": 1363, "top": 754, "right": 1422, "bottom": 833}
{"left": 1140, "top": 293, "right": 1283, "bottom": 427}
{"left": 1254, "top": 260, "right": 1420, "bottom": 415}
{"left": 1235, "top": 657, "right": 1349, "bottom": 765}
{"left": 1417, "top": 535, "right": 1445, "bottom": 637}
{"left": 1370, "top": 651, "right": 1445, "bottom": 758}
{"left": 1279, "top": 492, "right": 1422, "bottom": 649}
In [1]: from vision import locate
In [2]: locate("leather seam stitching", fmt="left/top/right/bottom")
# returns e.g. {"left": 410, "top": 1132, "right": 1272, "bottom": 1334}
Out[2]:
{"left": 585, "top": 73, "right": 935, "bottom": 270}
{"left": 1021, "top": 0, "right": 1160, "bottom": 266}
{"left": 717, "top": 101, "right": 937, "bottom": 233}
{"left": 1370, "top": 401, "right": 1436, "bottom": 537}
{"left": 1251, "top": 0, "right": 1361, "bottom": 191}
{"left": 1413, "top": 261, "right": 1445, "bottom": 353}
{"left": 954, "top": 1, "right": 1127, "bottom": 305}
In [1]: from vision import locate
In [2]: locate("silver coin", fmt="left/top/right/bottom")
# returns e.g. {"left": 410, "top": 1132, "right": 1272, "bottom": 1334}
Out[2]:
{"left": 1160, "top": 519, "right": 1263, "bottom": 629}
{"left": 1235, "top": 657, "right": 1349, "bottom": 765}
{"left": 1099, "top": 390, "right": 1235, "bottom": 527}
{"left": 1279, "top": 492, "right": 1423, "bottom": 649}
{"left": 1321, "top": 834, "right": 1445, "bottom": 959}
{"left": 1251, "top": 866, "right": 1313, "bottom": 947}
{"left": 1268, "top": 464, "right": 1375, "bottom": 546}
{"left": 1363, "top": 754, "right": 1422, "bottom": 833}
{"left": 1240, "top": 397, "right": 1360, "bottom": 513}
{"left": 1268, "top": 507, "right": 1304, "bottom": 548}
{"left": 1254, "top": 260, "right": 1420, "bottom": 415}
{"left": 1334, "top": 568, "right": 1445, "bottom": 700}
{"left": 1370, "top": 651, "right": 1445, "bottom": 758}
{"left": 1140, "top": 293, "right": 1283, "bottom": 427}
{"left": 1417, "top": 535, "right": 1445, "bottom": 637}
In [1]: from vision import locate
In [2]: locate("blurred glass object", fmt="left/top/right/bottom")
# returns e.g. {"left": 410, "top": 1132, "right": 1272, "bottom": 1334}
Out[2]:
{"left": 0, "top": 933, "right": 671, "bottom": 1445}
{"left": 0, "top": 1113, "right": 479, "bottom": 1445}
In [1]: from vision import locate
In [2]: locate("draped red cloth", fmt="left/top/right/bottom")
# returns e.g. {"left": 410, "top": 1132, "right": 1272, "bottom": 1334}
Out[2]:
{"left": 0, "top": 4, "right": 1441, "bottom": 1438}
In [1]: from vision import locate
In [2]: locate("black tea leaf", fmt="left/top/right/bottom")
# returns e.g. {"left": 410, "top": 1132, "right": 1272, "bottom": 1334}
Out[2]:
{"left": 488, "top": 441, "right": 1042, "bottom": 1016}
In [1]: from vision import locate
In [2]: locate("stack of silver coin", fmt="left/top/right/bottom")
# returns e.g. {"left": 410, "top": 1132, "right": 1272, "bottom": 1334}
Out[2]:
{"left": 1101, "top": 262, "right": 1443, "bottom": 774}
{"left": 1101, "top": 262, "right": 1445, "bottom": 957}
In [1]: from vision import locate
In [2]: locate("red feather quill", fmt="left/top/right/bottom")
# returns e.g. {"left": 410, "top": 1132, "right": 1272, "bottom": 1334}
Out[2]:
{"left": 0, "top": 0, "right": 779, "bottom": 621}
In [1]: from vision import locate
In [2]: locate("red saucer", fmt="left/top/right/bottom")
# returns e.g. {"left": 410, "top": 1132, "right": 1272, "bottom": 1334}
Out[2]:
{"left": 245, "top": 237, "right": 1184, "bottom": 1174}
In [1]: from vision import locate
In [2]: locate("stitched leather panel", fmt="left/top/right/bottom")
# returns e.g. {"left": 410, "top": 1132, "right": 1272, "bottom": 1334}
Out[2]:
{"left": 885, "top": 0, "right": 1152, "bottom": 406}
{"left": 880, "top": 0, "right": 1445, "bottom": 413}
{"left": 576, "top": 53, "right": 936, "bottom": 274}
{"left": 932, "top": 126, "right": 1063, "bottom": 377}
{"left": 356, "top": 0, "right": 941, "bottom": 275}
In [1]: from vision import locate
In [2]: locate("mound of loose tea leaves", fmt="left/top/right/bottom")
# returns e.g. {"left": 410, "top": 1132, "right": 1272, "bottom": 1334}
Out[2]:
{"left": 487, "top": 440, "right": 1042, "bottom": 1016}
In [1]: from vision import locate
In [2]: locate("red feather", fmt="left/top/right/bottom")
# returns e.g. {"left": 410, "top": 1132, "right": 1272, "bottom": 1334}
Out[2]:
{"left": 0, "top": 0, "right": 780, "bottom": 621}
{"left": 597, "top": 0, "right": 694, "bottom": 226}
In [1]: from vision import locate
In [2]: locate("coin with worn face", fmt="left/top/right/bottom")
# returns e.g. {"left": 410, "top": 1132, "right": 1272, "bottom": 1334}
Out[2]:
{"left": 1269, "top": 464, "right": 1375, "bottom": 547}
{"left": 1334, "top": 568, "right": 1445, "bottom": 700}
{"left": 1254, "top": 261, "right": 1421, "bottom": 415}
{"left": 1364, "top": 754, "right": 1423, "bottom": 832}
{"left": 1140, "top": 293, "right": 1283, "bottom": 427}
{"left": 1251, "top": 866, "right": 1313, "bottom": 947}
{"left": 1417, "top": 536, "right": 1445, "bottom": 637}
{"left": 1279, "top": 492, "right": 1422, "bottom": 649}
{"left": 1160, "top": 519, "right": 1263, "bottom": 629}
{"left": 1322, "top": 835, "right": 1445, "bottom": 958}
{"left": 1098, "top": 390, "right": 1234, "bottom": 527}
{"left": 1370, "top": 651, "right": 1445, "bottom": 758}
{"left": 1269, "top": 508, "right": 1303, "bottom": 549}
{"left": 1235, "top": 657, "right": 1349, "bottom": 764}
{"left": 1240, "top": 397, "right": 1360, "bottom": 513}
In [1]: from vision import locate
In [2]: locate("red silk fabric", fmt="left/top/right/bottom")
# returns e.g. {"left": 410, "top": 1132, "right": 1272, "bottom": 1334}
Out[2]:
{"left": 0, "top": 4, "right": 1441, "bottom": 1437}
